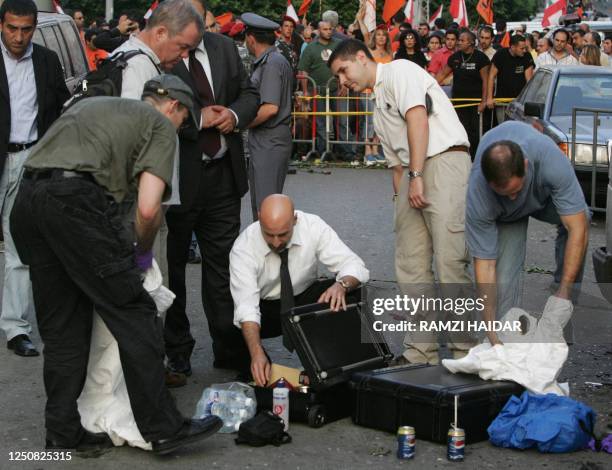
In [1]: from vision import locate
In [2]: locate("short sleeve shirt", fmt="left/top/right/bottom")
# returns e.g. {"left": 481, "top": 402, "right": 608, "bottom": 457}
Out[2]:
{"left": 466, "top": 121, "right": 587, "bottom": 259}
{"left": 250, "top": 47, "right": 293, "bottom": 128}
{"left": 447, "top": 49, "right": 490, "bottom": 98}
{"left": 372, "top": 60, "right": 469, "bottom": 167}
{"left": 297, "top": 38, "right": 339, "bottom": 89}
{"left": 492, "top": 48, "right": 534, "bottom": 98}
{"left": 25, "top": 97, "right": 176, "bottom": 203}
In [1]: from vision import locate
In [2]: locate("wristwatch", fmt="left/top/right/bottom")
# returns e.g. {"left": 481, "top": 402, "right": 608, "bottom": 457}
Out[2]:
{"left": 338, "top": 279, "right": 350, "bottom": 290}
{"left": 407, "top": 170, "right": 424, "bottom": 179}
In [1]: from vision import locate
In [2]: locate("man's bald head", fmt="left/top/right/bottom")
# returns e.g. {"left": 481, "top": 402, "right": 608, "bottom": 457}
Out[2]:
{"left": 259, "top": 195, "right": 297, "bottom": 253}
{"left": 481, "top": 141, "right": 528, "bottom": 200}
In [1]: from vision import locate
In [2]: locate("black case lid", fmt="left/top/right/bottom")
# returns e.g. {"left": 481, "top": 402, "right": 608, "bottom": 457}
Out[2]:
{"left": 282, "top": 301, "right": 392, "bottom": 390}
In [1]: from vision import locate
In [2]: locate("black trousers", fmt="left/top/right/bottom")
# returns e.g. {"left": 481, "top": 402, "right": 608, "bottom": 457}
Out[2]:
{"left": 10, "top": 175, "right": 183, "bottom": 446}
{"left": 456, "top": 106, "right": 480, "bottom": 160}
{"left": 165, "top": 157, "right": 249, "bottom": 370}
{"left": 259, "top": 279, "right": 362, "bottom": 339}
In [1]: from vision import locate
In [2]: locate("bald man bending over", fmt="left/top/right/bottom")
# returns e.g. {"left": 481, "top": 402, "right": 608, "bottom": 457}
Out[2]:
{"left": 229, "top": 195, "right": 369, "bottom": 385}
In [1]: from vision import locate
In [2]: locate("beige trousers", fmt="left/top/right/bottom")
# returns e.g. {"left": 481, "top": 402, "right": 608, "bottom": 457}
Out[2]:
{"left": 394, "top": 151, "right": 475, "bottom": 364}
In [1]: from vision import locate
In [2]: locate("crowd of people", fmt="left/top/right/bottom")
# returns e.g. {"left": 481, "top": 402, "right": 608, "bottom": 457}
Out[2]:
{"left": 0, "top": 0, "right": 595, "bottom": 456}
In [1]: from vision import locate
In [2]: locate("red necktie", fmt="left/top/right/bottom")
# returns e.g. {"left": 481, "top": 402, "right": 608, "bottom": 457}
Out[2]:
{"left": 189, "top": 50, "right": 221, "bottom": 158}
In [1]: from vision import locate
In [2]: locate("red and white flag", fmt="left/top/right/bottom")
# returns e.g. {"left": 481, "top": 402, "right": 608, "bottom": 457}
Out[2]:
{"left": 52, "top": 0, "right": 64, "bottom": 14}
{"left": 286, "top": 0, "right": 299, "bottom": 23}
{"left": 542, "top": 0, "right": 567, "bottom": 27}
{"left": 404, "top": 0, "right": 415, "bottom": 24}
{"left": 144, "top": 0, "right": 159, "bottom": 20}
{"left": 364, "top": 0, "right": 377, "bottom": 32}
{"left": 429, "top": 4, "right": 443, "bottom": 27}
{"left": 450, "top": 0, "right": 469, "bottom": 27}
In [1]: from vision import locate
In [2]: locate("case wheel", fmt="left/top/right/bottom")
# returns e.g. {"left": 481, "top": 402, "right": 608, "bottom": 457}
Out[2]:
{"left": 307, "top": 405, "right": 326, "bottom": 428}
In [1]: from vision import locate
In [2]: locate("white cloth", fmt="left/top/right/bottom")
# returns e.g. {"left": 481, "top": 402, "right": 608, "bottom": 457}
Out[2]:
{"left": 442, "top": 295, "right": 572, "bottom": 396}
{"left": 77, "top": 260, "right": 175, "bottom": 450}
{"left": 535, "top": 51, "right": 579, "bottom": 69}
{"left": 230, "top": 210, "right": 370, "bottom": 327}
{"left": 372, "top": 60, "right": 469, "bottom": 168}
{"left": 1, "top": 40, "right": 38, "bottom": 143}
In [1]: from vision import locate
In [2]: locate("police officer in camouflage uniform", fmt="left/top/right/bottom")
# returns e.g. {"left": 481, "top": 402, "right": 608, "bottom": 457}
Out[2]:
{"left": 242, "top": 13, "right": 293, "bottom": 220}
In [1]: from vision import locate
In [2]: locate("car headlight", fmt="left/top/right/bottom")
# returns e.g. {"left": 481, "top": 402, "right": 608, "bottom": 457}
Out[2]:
{"left": 573, "top": 144, "right": 609, "bottom": 166}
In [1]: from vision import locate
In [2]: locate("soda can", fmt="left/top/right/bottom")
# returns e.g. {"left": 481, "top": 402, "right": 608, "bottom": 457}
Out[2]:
{"left": 447, "top": 427, "right": 465, "bottom": 461}
{"left": 397, "top": 426, "right": 416, "bottom": 459}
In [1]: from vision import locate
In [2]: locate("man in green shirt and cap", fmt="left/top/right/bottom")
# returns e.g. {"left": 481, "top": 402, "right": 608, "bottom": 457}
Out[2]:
{"left": 10, "top": 75, "right": 222, "bottom": 455}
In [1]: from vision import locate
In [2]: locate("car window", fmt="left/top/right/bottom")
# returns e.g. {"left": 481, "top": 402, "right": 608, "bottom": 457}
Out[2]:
{"left": 520, "top": 71, "right": 545, "bottom": 104}
{"left": 551, "top": 74, "right": 612, "bottom": 116}
{"left": 532, "top": 73, "right": 552, "bottom": 105}
{"left": 32, "top": 28, "right": 45, "bottom": 47}
{"left": 58, "top": 21, "right": 88, "bottom": 77}
{"left": 52, "top": 25, "right": 74, "bottom": 78}
{"left": 40, "top": 26, "right": 66, "bottom": 78}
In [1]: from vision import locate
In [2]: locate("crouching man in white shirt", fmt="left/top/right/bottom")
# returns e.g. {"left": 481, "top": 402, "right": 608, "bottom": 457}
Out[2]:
{"left": 229, "top": 194, "right": 369, "bottom": 386}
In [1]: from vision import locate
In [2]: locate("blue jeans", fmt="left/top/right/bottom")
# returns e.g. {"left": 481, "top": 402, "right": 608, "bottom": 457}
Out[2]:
{"left": 496, "top": 200, "right": 588, "bottom": 317}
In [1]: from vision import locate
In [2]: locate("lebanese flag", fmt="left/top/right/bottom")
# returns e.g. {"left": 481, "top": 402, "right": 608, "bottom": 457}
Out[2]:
{"left": 286, "top": 0, "right": 299, "bottom": 23}
{"left": 144, "top": 0, "right": 159, "bottom": 20}
{"left": 382, "top": 0, "right": 404, "bottom": 23}
{"left": 429, "top": 4, "right": 443, "bottom": 27}
{"left": 542, "top": 0, "right": 566, "bottom": 27}
{"left": 364, "top": 0, "right": 376, "bottom": 32}
{"left": 476, "top": 0, "right": 494, "bottom": 25}
{"left": 404, "top": 0, "right": 415, "bottom": 24}
{"left": 450, "top": 0, "right": 469, "bottom": 27}
{"left": 298, "top": 0, "right": 312, "bottom": 17}
{"left": 52, "top": 0, "right": 65, "bottom": 14}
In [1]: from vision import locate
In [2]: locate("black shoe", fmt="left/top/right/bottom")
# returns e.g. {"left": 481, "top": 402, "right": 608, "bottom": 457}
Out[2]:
{"left": 46, "top": 430, "right": 114, "bottom": 451}
{"left": 7, "top": 334, "right": 39, "bottom": 357}
{"left": 167, "top": 356, "right": 192, "bottom": 376}
{"left": 152, "top": 417, "right": 222, "bottom": 455}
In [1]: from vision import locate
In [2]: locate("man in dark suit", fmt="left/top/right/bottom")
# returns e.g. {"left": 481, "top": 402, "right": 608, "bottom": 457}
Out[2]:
{"left": 164, "top": 0, "right": 259, "bottom": 381}
{"left": 0, "top": 0, "right": 70, "bottom": 356}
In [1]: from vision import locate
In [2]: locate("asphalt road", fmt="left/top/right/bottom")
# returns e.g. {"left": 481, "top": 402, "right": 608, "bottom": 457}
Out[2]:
{"left": 0, "top": 168, "right": 610, "bottom": 470}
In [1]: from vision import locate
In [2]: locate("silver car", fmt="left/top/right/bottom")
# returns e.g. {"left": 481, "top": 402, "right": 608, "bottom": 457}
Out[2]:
{"left": 506, "top": 65, "right": 612, "bottom": 210}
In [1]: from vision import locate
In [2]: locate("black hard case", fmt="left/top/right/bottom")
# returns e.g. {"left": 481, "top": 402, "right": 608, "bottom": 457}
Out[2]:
{"left": 281, "top": 301, "right": 393, "bottom": 390}
{"left": 254, "top": 301, "right": 392, "bottom": 427}
{"left": 350, "top": 364, "right": 524, "bottom": 443}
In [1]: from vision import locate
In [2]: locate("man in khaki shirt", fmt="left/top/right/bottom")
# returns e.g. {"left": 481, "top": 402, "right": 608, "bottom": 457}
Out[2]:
{"left": 329, "top": 39, "right": 474, "bottom": 364}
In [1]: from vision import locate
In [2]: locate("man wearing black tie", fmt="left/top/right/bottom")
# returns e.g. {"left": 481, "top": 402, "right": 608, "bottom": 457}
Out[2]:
{"left": 164, "top": 0, "right": 259, "bottom": 381}
{"left": 229, "top": 194, "right": 369, "bottom": 386}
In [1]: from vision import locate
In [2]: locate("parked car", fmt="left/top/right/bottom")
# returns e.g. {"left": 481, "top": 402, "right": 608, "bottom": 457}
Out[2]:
{"left": 34, "top": 11, "right": 89, "bottom": 93}
{"left": 0, "top": 0, "right": 88, "bottom": 92}
{"left": 505, "top": 65, "right": 612, "bottom": 209}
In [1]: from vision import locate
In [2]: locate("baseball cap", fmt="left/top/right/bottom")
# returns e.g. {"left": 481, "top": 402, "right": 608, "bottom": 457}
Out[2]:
{"left": 142, "top": 74, "right": 198, "bottom": 128}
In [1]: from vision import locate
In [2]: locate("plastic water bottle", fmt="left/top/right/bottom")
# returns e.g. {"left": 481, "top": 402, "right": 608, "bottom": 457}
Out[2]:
{"left": 273, "top": 380, "right": 290, "bottom": 431}
{"left": 194, "top": 384, "right": 257, "bottom": 433}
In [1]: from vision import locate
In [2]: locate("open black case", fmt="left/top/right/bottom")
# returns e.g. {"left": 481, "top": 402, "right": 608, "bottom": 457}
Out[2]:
{"left": 253, "top": 298, "right": 392, "bottom": 427}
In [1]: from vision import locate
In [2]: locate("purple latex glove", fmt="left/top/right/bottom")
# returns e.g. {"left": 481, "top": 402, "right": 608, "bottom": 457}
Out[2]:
{"left": 135, "top": 249, "right": 153, "bottom": 271}
{"left": 587, "top": 435, "right": 612, "bottom": 453}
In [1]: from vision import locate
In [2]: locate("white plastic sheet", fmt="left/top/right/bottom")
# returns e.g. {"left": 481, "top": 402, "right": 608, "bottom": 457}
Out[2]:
{"left": 77, "top": 259, "right": 175, "bottom": 449}
{"left": 442, "top": 296, "right": 572, "bottom": 396}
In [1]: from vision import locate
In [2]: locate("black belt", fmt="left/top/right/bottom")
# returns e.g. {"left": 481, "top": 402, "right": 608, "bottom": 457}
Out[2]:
{"left": 23, "top": 169, "right": 94, "bottom": 182}
{"left": 8, "top": 141, "right": 37, "bottom": 153}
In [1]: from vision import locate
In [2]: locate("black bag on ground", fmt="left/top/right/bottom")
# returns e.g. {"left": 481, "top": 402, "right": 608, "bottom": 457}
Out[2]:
{"left": 64, "top": 50, "right": 159, "bottom": 109}
{"left": 351, "top": 364, "right": 524, "bottom": 443}
{"left": 235, "top": 411, "right": 291, "bottom": 447}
